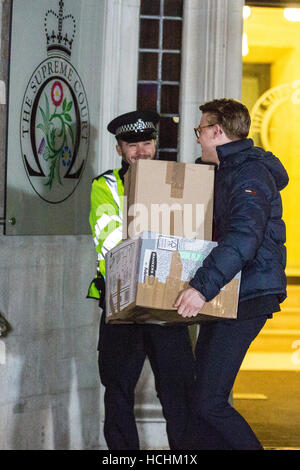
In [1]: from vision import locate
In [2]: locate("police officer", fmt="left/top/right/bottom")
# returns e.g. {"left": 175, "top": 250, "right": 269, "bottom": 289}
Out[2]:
{"left": 88, "top": 111, "right": 196, "bottom": 450}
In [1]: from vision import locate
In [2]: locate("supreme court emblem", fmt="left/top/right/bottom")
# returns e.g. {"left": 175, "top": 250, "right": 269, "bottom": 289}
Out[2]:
{"left": 20, "top": 0, "right": 90, "bottom": 204}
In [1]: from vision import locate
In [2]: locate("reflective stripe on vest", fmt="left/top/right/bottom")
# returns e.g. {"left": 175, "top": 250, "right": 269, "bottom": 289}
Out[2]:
{"left": 101, "top": 226, "right": 123, "bottom": 257}
{"left": 88, "top": 168, "right": 124, "bottom": 300}
{"left": 104, "top": 172, "right": 122, "bottom": 213}
{"left": 94, "top": 213, "right": 122, "bottom": 245}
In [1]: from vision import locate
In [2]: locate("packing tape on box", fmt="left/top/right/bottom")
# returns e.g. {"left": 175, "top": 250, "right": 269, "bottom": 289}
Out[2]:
{"left": 109, "top": 293, "right": 116, "bottom": 315}
{"left": 165, "top": 162, "right": 185, "bottom": 199}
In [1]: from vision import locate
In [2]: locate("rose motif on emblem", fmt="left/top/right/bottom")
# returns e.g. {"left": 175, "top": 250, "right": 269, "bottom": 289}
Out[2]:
{"left": 51, "top": 80, "right": 64, "bottom": 107}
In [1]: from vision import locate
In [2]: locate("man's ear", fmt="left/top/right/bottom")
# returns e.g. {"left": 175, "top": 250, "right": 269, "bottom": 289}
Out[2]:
{"left": 116, "top": 144, "right": 122, "bottom": 157}
{"left": 214, "top": 124, "right": 228, "bottom": 142}
{"left": 214, "top": 124, "right": 223, "bottom": 136}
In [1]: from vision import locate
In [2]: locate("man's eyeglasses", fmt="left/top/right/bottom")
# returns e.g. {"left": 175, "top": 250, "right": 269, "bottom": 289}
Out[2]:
{"left": 194, "top": 124, "right": 215, "bottom": 139}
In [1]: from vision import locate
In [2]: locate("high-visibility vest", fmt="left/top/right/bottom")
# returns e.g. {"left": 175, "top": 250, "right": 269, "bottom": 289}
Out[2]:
{"left": 87, "top": 168, "right": 124, "bottom": 304}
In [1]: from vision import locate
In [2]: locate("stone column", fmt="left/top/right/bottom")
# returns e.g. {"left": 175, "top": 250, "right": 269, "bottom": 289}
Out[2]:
{"left": 97, "top": 0, "right": 141, "bottom": 174}
{"left": 179, "top": 0, "right": 244, "bottom": 163}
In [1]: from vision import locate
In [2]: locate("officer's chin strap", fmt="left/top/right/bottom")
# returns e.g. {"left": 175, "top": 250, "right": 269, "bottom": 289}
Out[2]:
{"left": 0, "top": 312, "right": 10, "bottom": 337}
{"left": 119, "top": 160, "right": 130, "bottom": 183}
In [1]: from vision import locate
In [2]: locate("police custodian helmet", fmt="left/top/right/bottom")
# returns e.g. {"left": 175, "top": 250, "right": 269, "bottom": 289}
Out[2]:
{"left": 107, "top": 110, "right": 159, "bottom": 143}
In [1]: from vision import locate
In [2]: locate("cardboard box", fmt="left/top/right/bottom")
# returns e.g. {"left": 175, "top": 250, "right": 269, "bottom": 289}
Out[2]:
{"left": 105, "top": 232, "right": 240, "bottom": 324}
{"left": 123, "top": 160, "right": 215, "bottom": 241}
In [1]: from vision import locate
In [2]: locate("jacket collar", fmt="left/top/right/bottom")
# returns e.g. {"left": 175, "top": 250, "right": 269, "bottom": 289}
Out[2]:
{"left": 216, "top": 138, "right": 254, "bottom": 168}
{"left": 119, "top": 160, "right": 130, "bottom": 182}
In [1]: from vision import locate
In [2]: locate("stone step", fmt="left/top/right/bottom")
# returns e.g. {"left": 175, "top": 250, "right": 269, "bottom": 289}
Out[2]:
{"left": 283, "top": 285, "right": 300, "bottom": 309}
{"left": 248, "top": 329, "right": 300, "bottom": 353}
{"left": 241, "top": 284, "right": 300, "bottom": 370}
{"left": 241, "top": 352, "right": 300, "bottom": 370}
{"left": 264, "top": 309, "right": 300, "bottom": 330}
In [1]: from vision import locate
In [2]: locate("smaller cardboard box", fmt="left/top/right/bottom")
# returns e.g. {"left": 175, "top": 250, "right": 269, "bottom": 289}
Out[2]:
{"left": 105, "top": 232, "right": 240, "bottom": 324}
{"left": 123, "top": 160, "right": 215, "bottom": 241}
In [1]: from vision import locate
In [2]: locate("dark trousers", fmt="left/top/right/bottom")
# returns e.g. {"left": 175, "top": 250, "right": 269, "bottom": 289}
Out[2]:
{"left": 193, "top": 316, "right": 268, "bottom": 450}
{"left": 98, "top": 313, "right": 196, "bottom": 450}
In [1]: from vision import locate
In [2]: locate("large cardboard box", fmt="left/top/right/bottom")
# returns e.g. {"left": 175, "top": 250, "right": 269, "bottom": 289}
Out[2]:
{"left": 105, "top": 232, "right": 240, "bottom": 324}
{"left": 123, "top": 160, "right": 215, "bottom": 241}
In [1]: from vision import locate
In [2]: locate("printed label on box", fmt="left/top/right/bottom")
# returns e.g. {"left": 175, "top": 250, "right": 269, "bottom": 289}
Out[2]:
{"left": 106, "top": 239, "right": 140, "bottom": 316}
{"left": 157, "top": 235, "right": 179, "bottom": 251}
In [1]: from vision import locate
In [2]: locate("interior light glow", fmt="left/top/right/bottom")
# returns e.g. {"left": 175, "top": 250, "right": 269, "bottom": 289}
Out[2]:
{"left": 284, "top": 8, "right": 300, "bottom": 22}
{"left": 242, "top": 33, "right": 249, "bottom": 57}
{"left": 243, "top": 6, "right": 251, "bottom": 20}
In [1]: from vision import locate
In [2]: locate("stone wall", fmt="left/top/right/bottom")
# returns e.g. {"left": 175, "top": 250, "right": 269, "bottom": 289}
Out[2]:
{"left": 0, "top": 0, "right": 103, "bottom": 449}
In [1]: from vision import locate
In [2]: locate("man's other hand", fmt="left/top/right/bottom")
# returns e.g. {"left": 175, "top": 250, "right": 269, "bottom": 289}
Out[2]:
{"left": 174, "top": 287, "right": 206, "bottom": 318}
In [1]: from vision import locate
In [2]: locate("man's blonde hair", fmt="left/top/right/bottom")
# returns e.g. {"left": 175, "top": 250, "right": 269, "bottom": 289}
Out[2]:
{"left": 199, "top": 98, "right": 251, "bottom": 140}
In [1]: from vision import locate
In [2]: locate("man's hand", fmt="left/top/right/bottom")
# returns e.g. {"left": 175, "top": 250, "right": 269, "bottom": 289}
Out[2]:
{"left": 174, "top": 287, "right": 206, "bottom": 318}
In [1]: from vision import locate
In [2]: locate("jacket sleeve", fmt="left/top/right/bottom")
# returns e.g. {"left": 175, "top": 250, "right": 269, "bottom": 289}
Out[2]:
{"left": 189, "top": 163, "right": 275, "bottom": 301}
{"left": 89, "top": 177, "right": 122, "bottom": 260}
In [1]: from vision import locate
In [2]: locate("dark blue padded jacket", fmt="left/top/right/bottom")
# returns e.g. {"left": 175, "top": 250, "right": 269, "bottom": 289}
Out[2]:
{"left": 189, "top": 138, "right": 289, "bottom": 304}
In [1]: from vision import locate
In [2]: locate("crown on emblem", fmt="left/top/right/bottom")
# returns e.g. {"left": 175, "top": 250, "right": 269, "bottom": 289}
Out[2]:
{"left": 44, "top": 0, "right": 76, "bottom": 57}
